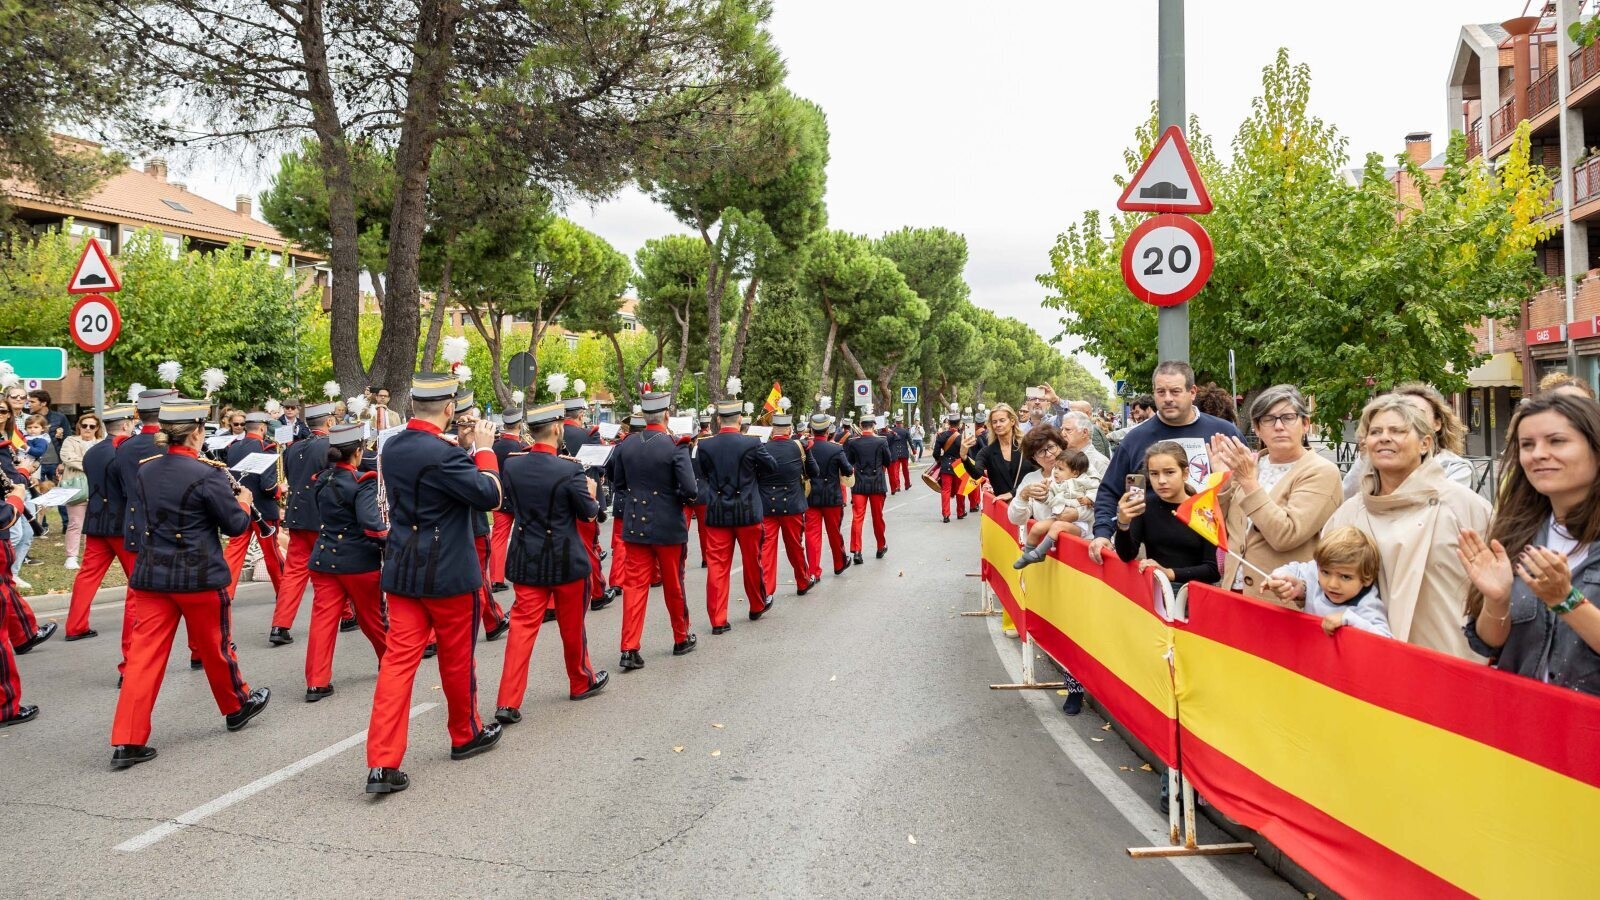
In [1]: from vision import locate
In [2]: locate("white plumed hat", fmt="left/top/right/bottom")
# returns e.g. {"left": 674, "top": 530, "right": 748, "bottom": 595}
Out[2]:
{"left": 441, "top": 335, "right": 470, "bottom": 366}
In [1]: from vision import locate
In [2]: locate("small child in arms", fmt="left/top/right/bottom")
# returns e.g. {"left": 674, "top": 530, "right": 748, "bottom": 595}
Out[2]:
{"left": 23, "top": 415, "right": 50, "bottom": 465}
{"left": 1264, "top": 526, "right": 1391, "bottom": 637}
{"left": 1014, "top": 449, "right": 1093, "bottom": 569}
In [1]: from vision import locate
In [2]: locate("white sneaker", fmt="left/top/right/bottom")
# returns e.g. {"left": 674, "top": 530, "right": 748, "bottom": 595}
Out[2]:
{"left": 13, "top": 575, "right": 31, "bottom": 591}
{"left": 65, "top": 556, "right": 80, "bottom": 570}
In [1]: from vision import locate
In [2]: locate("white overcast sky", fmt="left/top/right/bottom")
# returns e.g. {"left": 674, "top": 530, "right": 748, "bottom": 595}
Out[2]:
{"left": 169, "top": 0, "right": 1528, "bottom": 386}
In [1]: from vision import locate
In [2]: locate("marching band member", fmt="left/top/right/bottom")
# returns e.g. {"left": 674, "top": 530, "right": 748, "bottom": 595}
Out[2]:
{"left": 488, "top": 404, "right": 526, "bottom": 594}
{"left": 452, "top": 388, "right": 510, "bottom": 640}
{"left": 698, "top": 384, "right": 779, "bottom": 632}
{"left": 1, "top": 472, "right": 36, "bottom": 726}
{"left": 933, "top": 410, "right": 968, "bottom": 522}
{"left": 223, "top": 411, "right": 286, "bottom": 598}
{"left": 609, "top": 391, "right": 698, "bottom": 671}
{"left": 683, "top": 411, "right": 714, "bottom": 568}
{"left": 113, "top": 388, "right": 180, "bottom": 671}
{"left": 64, "top": 405, "right": 138, "bottom": 640}
{"left": 365, "top": 373, "right": 504, "bottom": 795}
{"left": 804, "top": 414, "right": 855, "bottom": 579}
{"left": 270, "top": 396, "right": 338, "bottom": 645}
{"left": 758, "top": 405, "right": 818, "bottom": 598}
{"left": 303, "top": 423, "right": 389, "bottom": 702}
{"left": 887, "top": 412, "right": 912, "bottom": 495}
{"left": 846, "top": 414, "right": 893, "bottom": 565}
{"left": 561, "top": 395, "right": 616, "bottom": 610}
{"left": 495, "top": 401, "right": 608, "bottom": 723}
{"left": 111, "top": 397, "right": 270, "bottom": 768}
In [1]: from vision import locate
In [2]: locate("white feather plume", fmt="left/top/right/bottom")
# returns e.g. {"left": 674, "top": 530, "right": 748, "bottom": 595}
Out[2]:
{"left": 0, "top": 372, "right": 17, "bottom": 390}
{"left": 323, "top": 380, "right": 341, "bottom": 399}
{"left": 127, "top": 383, "right": 146, "bottom": 402}
{"left": 632, "top": 404, "right": 643, "bottom": 415}
{"left": 454, "top": 365, "right": 472, "bottom": 384}
{"left": 201, "top": 367, "right": 226, "bottom": 395}
{"left": 778, "top": 396, "right": 791, "bottom": 411}
{"left": 0, "top": 361, "right": 13, "bottom": 377}
{"left": 742, "top": 401, "right": 753, "bottom": 415}
{"left": 726, "top": 375, "right": 742, "bottom": 396}
{"left": 545, "top": 372, "right": 569, "bottom": 397}
{"left": 346, "top": 395, "right": 369, "bottom": 418}
{"left": 511, "top": 390, "right": 525, "bottom": 406}
{"left": 441, "top": 335, "right": 470, "bottom": 365}
{"left": 949, "top": 402, "right": 959, "bottom": 412}
{"left": 651, "top": 366, "right": 670, "bottom": 386}
{"left": 158, "top": 360, "right": 182, "bottom": 386}
{"left": 264, "top": 398, "right": 283, "bottom": 416}
{"left": 573, "top": 378, "right": 586, "bottom": 396}
{"left": 819, "top": 396, "right": 831, "bottom": 411}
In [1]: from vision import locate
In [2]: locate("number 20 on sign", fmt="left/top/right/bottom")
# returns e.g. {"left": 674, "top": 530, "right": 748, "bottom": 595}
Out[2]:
{"left": 1120, "top": 213, "right": 1214, "bottom": 307}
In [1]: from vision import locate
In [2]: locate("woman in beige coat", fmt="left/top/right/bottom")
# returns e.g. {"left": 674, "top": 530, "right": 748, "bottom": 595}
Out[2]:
{"left": 1324, "top": 395, "right": 1491, "bottom": 661}
{"left": 1210, "top": 385, "right": 1342, "bottom": 606}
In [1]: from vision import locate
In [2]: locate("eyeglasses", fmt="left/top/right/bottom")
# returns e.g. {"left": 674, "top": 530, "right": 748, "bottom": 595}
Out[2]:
{"left": 79, "top": 422, "right": 98, "bottom": 430}
{"left": 1033, "top": 445, "right": 1062, "bottom": 460}
{"left": 1255, "top": 413, "right": 1301, "bottom": 429}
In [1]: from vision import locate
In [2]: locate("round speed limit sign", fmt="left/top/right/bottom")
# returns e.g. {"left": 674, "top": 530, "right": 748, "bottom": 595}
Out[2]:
{"left": 69, "top": 293, "right": 123, "bottom": 353}
{"left": 1120, "top": 214, "right": 1214, "bottom": 307}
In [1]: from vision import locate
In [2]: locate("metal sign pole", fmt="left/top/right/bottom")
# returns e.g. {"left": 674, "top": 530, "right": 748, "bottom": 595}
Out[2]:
{"left": 93, "top": 351, "right": 105, "bottom": 419}
{"left": 1156, "top": 0, "right": 1189, "bottom": 365}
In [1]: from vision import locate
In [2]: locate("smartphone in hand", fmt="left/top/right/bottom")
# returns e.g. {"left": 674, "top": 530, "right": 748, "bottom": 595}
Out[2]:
{"left": 1125, "top": 473, "right": 1146, "bottom": 500}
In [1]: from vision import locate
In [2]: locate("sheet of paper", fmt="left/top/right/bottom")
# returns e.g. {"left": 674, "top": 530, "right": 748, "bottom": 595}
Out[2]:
{"left": 667, "top": 416, "right": 693, "bottom": 436}
{"left": 574, "top": 444, "right": 613, "bottom": 467}
{"left": 596, "top": 422, "right": 622, "bottom": 440}
{"left": 745, "top": 425, "right": 772, "bottom": 442}
{"left": 230, "top": 452, "right": 279, "bottom": 475}
{"left": 274, "top": 424, "right": 296, "bottom": 445}
{"left": 205, "top": 432, "right": 241, "bottom": 451}
{"left": 376, "top": 423, "right": 407, "bottom": 451}
{"left": 28, "top": 486, "right": 81, "bottom": 508}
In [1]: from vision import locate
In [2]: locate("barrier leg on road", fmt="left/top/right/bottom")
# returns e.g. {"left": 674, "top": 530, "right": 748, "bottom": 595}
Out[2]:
{"left": 960, "top": 576, "right": 1001, "bottom": 618}
{"left": 989, "top": 633, "right": 1066, "bottom": 691}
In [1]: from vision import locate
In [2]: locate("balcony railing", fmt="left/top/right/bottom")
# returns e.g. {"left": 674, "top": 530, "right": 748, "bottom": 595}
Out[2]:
{"left": 1574, "top": 156, "right": 1600, "bottom": 207}
{"left": 1573, "top": 40, "right": 1600, "bottom": 92}
{"left": 1467, "top": 120, "right": 1483, "bottom": 161}
{"left": 1530, "top": 68, "right": 1559, "bottom": 117}
{"left": 1489, "top": 98, "right": 1518, "bottom": 145}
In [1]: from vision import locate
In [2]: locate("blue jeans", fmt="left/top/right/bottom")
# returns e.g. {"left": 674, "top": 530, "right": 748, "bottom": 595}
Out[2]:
{"left": 10, "top": 509, "right": 34, "bottom": 575}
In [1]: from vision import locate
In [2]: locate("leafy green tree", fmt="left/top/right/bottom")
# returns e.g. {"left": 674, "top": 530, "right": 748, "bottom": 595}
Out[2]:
{"left": 634, "top": 235, "right": 712, "bottom": 397}
{"left": 1039, "top": 50, "right": 1555, "bottom": 429}
{"left": 741, "top": 280, "right": 820, "bottom": 411}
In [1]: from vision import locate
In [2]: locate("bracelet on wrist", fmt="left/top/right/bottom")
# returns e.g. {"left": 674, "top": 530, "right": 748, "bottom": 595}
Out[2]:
{"left": 1552, "top": 588, "right": 1589, "bottom": 616}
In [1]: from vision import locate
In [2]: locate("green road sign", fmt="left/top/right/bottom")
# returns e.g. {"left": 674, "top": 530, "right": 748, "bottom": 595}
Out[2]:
{"left": 0, "top": 346, "right": 68, "bottom": 380}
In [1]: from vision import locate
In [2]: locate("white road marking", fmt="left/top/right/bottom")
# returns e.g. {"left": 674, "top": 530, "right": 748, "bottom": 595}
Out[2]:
{"left": 115, "top": 702, "right": 438, "bottom": 853}
{"left": 984, "top": 619, "right": 1252, "bottom": 900}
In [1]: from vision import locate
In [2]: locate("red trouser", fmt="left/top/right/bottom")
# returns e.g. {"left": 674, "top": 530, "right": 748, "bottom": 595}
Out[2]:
{"left": 894, "top": 458, "right": 912, "bottom": 490}
{"left": 473, "top": 535, "right": 506, "bottom": 631}
{"left": 366, "top": 592, "right": 484, "bottom": 768}
{"left": 805, "top": 506, "right": 846, "bottom": 577}
{"left": 271, "top": 529, "right": 318, "bottom": 629}
{"left": 620, "top": 541, "right": 689, "bottom": 650}
{"left": 497, "top": 581, "right": 595, "bottom": 704}
{"left": 0, "top": 575, "right": 23, "bottom": 720}
{"left": 607, "top": 517, "right": 627, "bottom": 588}
{"left": 887, "top": 459, "right": 904, "bottom": 493}
{"left": 489, "top": 511, "right": 513, "bottom": 584}
{"left": 578, "top": 519, "right": 605, "bottom": 599}
{"left": 66, "top": 535, "right": 135, "bottom": 636}
{"left": 684, "top": 505, "right": 711, "bottom": 564}
{"left": 111, "top": 588, "right": 251, "bottom": 747}
{"left": 705, "top": 524, "right": 767, "bottom": 626}
{"left": 938, "top": 472, "right": 968, "bottom": 518}
{"left": 3, "top": 582, "right": 37, "bottom": 650}
{"left": 305, "top": 570, "right": 388, "bottom": 689}
{"left": 851, "top": 493, "right": 887, "bottom": 553}
{"left": 224, "top": 525, "right": 285, "bottom": 599}
{"left": 761, "top": 514, "right": 809, "bottom": 596}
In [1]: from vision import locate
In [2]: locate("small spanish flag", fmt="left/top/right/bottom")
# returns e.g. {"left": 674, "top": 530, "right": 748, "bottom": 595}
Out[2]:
{"left": 762, "top": 381, "right": 783, "bottom": 414}
{"left": 952, "top": 458, "right": 976, "bottom": 499}
{"left": 1175, "top": 470, "right": 1230, "bottom": 550}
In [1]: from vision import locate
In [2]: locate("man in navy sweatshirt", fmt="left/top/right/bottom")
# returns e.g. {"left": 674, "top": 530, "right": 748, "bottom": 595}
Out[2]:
{"left": 1088, "top": 360, "right": 1242, "bottom": 564}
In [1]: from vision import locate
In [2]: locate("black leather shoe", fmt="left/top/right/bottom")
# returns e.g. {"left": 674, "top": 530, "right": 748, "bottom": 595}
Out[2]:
{"left": 590, "top": 586, "right": 621, "bottom": 611}
{"left": 852, "top": 552, "right": 865, "bottom": 566}
{"left": 876, "top": 546, "right": 888, "bottom": 559}
{"left": 571, "top": 670, "right": 609, "bottom": 701}
{"left": 365, "top": 767, "right": 409, "bottom": 794}
{"left": 485, "top": 616, "right": 511, "bottom": 641}
{"left": 268, "top": 626, "right": 294, "bottom": 646}
{"left": 305, "top": 685, "right": 335, "bottom": 703}
{"left": 451, "top": 723, "right": 503, "bottom": 760}
{"left": 15, "top": 621, "right": 58, "bottom": 655}
{"left": 1062, "top": 691, "right": 1085, "bottom": 716}
{"left": 541, "top": 608, "right": 556, "bottom": 624}
{"left": 750, "top": 597, "right": 775, "bottom": 621}
{"left": 619, "top": 650, "right": 645, "bottom": 671}
{"left": 226, "top": 687, "right": 271, "bottom": 731}
{"left": 64, "top": 629, "right": 98, "bottom": 642}
{"left": 494, "top": 707, "right": 522, "bottom": 725}
{"left": 339, "top": 617, "right": 358, "bottom": 633}
{"left": 189, "top": 657, "right": 203, "bottom": 670}
{"left": 111, "top": 744, "right": 157, "bottom": 768}
{"left": 422, "top": 642, "right": 438, "bottom": 659}
{"left": 796, "top": 579, "right": 813, "bottom": 596}
{"left": 957, "top": 513, "right": 967, "bottom": 520}
{"left": 712, "top": 623, "right": 732, "bottom": 635}
{"left": 490, "top": 581, "right": 510, "bottom": 594}
{"left": 673, "top": 634, "right": 698, "bottom": 656}
{"left": 700, "top": 560, "right": 708, "bottom": 568}
{"left": 0, "top": 704, "right": 39, "bottom": 727}
{"left": 835, "top": 558, "right": 852, "bottom": 576}
{"left": 943, "top": 516, "right": 950, "bottom": 523}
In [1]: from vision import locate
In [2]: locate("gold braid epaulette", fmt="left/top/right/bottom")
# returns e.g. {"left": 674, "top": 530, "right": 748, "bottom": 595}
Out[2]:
{"left": 199, "top": 457, "right": 229, "bottom": 470}
{"left": 138, "top": 454, "right": 163, "bottom": 465}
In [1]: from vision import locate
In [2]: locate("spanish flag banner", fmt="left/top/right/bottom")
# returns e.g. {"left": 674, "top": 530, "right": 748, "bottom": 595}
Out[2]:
{"left": 952, "top": 458, "right": 975, "bottom": 497}
{"left": 762, "top": 381, "right": 783, "bottom": 414}
{"left": 1175, "top": 469, "right": 1229, "bottom": 550}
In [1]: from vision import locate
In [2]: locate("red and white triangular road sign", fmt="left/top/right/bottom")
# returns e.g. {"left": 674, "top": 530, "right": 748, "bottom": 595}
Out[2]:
{"left": 68, "top": 238, "right": 122, "bottom": 294}
{"left": 1117, "top": 125, "right": 1212, "bottom": 214}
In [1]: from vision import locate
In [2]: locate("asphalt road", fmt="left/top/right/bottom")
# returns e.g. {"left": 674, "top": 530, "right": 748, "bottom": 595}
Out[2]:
{"left": 1, "top": 492, "right": 1302, "bottom": 899}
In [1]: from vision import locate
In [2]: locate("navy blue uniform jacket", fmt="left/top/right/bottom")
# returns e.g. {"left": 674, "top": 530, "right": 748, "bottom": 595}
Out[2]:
{"left": 503, "top": 443, "right": 599, "bottom": 586}
{"left": 117, "top": 426, "right": 162, "bottom": 553}
{"left": 308, "top": 464, "right": 387, "bottom": 574}
{"left": 129, "top": 446, "right": 251, "bottom": 592}
{"left": 931, "top": 427, "right": 964, "bottom": 476}
{"left": 758, "top": 435, "right": 819, "bottom": 517}
{"left": 83, "top": 435, "right": 127, "bottom": 537}
{"left": 609, "top": 425, "right": 697, "bottom": 545}
{"left": 227, "top": 434, "right": 283, "bottom": 523}
{"left": 805, "top": 438, "right": 853, "bottom": 509}
{"left": 379, "top": 422, "right": 504, "bottom": 597}
{"left": 886, "top": 426, "right": 911, "bottom": 461}
{"left": 696, "top": 428, "right": 779, "bottom": 528}
{"left": 845, "top": 431, "right": 893, "bottom": 495}
{"left": 281, "top": 431, "right": 330, "bottom": 531}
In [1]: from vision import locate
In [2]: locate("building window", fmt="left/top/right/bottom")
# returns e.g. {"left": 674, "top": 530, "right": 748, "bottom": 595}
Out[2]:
{"left": 161, "top": 198, "right": 192, "bottom": 213}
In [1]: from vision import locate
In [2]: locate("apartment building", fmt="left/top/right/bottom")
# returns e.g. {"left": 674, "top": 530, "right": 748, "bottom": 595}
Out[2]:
{"left": 1446, "top": 1, "right": 1600, "bottom": 454}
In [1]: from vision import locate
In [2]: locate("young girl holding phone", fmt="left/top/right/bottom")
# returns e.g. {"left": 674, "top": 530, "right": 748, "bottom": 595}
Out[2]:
{"left": 1113, "top": 440, "right": 1220, "bottom": 587}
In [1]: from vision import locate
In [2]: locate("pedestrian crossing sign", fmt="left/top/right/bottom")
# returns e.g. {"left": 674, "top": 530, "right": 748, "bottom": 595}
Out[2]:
{"left": 899, "top": 386, "right": 918, "bottom": 404}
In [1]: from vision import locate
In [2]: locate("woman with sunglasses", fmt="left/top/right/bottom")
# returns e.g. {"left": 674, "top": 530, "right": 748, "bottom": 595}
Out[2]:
{"left": 58, "top": 414, "right": 105, "bottom": 571}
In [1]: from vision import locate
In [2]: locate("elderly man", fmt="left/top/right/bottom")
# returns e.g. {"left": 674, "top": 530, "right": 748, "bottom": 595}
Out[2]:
{"left": 1059, "top": 411, "right": 1110, "bottom": 481}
